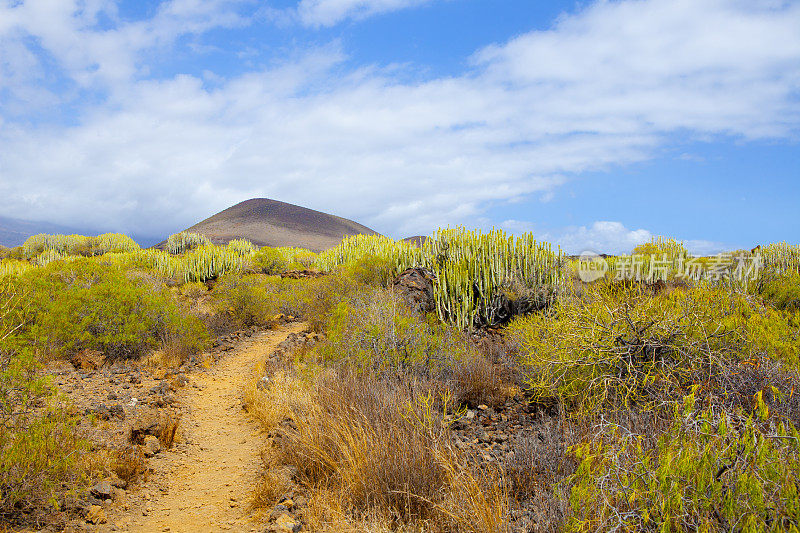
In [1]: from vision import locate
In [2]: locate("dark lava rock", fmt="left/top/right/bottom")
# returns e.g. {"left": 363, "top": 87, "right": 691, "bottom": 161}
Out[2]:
{"left": 393, "top": 267, "right": 436, "bottom": 314}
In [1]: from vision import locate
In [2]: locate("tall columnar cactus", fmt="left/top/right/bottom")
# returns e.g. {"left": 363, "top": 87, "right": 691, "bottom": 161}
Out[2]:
{"left": 183, "top": 245, "right": 246, "bottom": 282}
{"left": 317, "top": 227, "right": 564, "bottom": 329}
{"left": 762, "top": 242, "right": 800, "bottom": 275}
{"left": 166, "top": 232, "right": 211, "bottom": 255}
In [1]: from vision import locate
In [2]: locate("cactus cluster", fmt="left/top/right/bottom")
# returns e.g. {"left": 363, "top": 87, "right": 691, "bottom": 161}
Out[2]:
{"left": 762, "top": 242, "right": 800, "bottom": 275}
{"left": 412, "top": 228, "right": 564, "bottom": 328}
{"left": 0, "top": 260, "right": 33, "bottom": 278}
{"left": 35, "top": 249, "right": 68, "bottom": 266}
{"left": 166, "top": 232, "right": 210, "bottom": 255}
{"left": 315, "top": 234, "right": 417, "bottom": 272}
{"left": 183, "top": 245, "right": 247, "bottom": 282}
{"left": 317, "top": 228, "right": 564, "bottom": 329}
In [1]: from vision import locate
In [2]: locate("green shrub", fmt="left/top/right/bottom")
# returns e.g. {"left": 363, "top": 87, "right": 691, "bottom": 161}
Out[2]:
{"left": 0, "top": 282, "right": 87, "bottom": 520}
{"left": 509, "top": 282, "right": 800, "bottom": 416}
{"left": 314, "top": 287, "right": 515, "bottom": 408}
{"left": 342, "top": 253, "right": 397, "bottom": 287}
{"left": 211, "top": 274, "right": 288, "bottom": 329}
{"left": 10, "top": 259, "right": 208, "bottom": 360}
{"left": 227, "top": 238, "right": 256, "bottom": 256}
{"left": 280, "top": 273, "right": 363, "bottom": 331}
{"left": 760, "top": 272, "right": 800, "bottom": 313}
{"left": 251, "top": 246, "right": 289, "bottom": 275}
{"left": 566, "top": 392, "right": 800, "bottom": 532}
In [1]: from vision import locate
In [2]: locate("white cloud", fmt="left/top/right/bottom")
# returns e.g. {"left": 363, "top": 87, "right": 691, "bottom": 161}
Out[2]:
{"left": 0, "top": 0, "right": 247, "bottom": 112}
{"left": 296, "top": 0, "right": 436, "bottom": 27}
{"left": 0, "top": 0, "right": 799, "bottom": 240}
{"left": 501, "top": 220, "right": 729, "bottom": 255}
{"left": 554, "top": 221, "right": 653, "bottom": 255}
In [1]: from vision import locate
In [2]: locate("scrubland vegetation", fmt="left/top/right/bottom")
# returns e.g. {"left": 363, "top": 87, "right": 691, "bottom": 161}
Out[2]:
{"left": 1, "top": 230, "right": 800, "bottom": 531}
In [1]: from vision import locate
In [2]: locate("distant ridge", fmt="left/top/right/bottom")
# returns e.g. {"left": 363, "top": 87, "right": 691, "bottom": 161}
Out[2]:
{"left": 160, "top": 198, "right": 381, "bottom": 252}
{"left": 0, "top": 216, "right": 87, "bottom": 248}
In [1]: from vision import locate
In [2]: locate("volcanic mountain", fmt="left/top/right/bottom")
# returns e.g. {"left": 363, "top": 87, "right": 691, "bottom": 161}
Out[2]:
{"left": 162, "top": 198, "right": 380, "bottom": 252}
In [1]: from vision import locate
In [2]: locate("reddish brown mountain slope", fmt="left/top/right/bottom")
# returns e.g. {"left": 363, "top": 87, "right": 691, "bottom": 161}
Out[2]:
{"left": 161, "top": 198, "right": 380, "bottom": 252}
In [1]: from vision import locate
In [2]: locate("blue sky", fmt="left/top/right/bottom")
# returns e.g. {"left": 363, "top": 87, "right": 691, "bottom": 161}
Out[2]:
{"left": 0, "top": 0, "right": 798, "bottom": 253}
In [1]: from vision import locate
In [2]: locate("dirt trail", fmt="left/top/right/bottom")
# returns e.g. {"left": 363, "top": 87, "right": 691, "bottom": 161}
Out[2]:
{"left": 120, "top": 322, "right": 308, "bottom": 533}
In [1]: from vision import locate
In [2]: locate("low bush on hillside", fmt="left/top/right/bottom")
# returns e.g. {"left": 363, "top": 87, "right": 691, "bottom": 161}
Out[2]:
{"left": 566, "top": 392, "right": 800, "bottom": 531}
{"left": 251, "top": 246, "right": 288, "bottom": 275}
{"left": 316, "top": 287, "right": 515, "bottom": 408}
{"left": 211, "top": 274, "right": 289, "bottom": 329}
{"left": 278, "top": 272, "right": 364, "bottom": 331}
{"left": 8, "top": 260, "right": 208, "bottom": 360}
{"left": 759, "top": 272, "right": 800, "bottom": 313}
{"left": 508, "top": 281, "right": 799, "bottom": 416}
{"left": 0, "top": 282, "right": 87, "bottom": 521}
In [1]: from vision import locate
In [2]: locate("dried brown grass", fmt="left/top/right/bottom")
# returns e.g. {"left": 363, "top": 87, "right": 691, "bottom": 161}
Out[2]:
{"left": 248, "top": 367, "right": 509, "bottom": 532}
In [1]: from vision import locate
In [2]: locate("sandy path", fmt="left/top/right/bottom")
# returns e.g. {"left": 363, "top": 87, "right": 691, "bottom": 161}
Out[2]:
{"left": 121, "top": 322, "right": 308, "bottom": 533}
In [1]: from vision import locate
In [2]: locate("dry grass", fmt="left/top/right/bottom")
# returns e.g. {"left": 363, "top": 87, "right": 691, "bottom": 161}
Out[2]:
{"left": 158, "top": 412, "right": 181, "bottom": 448}
{"left": 452, "top": 353, "right": 517, "bottom": 409}
{"left": 247, "top": 367, "right": 509, "bottom": 532}
{"left": 112, "top": 446, "right": 147, "bottom": 486}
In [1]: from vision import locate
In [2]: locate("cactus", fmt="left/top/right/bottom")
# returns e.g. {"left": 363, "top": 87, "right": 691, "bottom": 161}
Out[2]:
{"left": 166, "top": 232, "right": 210, "bottom": 255}
{"left": 316, "top": 228, "right": 564, "bottom": 329}
{"left": 0, "top": 260, "right": 33, "bottom": 278}
{"left": 762, "top": 242, "right": 800, "bottom": 275}
{"left": 183, "top": 245, "right": 246, "bottom": 282}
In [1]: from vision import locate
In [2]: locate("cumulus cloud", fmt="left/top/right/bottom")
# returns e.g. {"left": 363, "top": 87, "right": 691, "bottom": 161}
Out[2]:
{"left": 501, "top": 220, "right": 729, "bottom": 256}
{"left": 0, "top": 0, "right": 799, "bottom": 239}
{"left": 295, "top": 0, "right": 436, "bottom": 27}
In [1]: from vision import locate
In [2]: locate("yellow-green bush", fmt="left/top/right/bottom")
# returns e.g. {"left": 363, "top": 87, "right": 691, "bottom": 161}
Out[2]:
{"left": 21, "top": 233, "right": 140, "bottom": 259}
{"left": 276, "top": 247, "right": 317, "bottom": 269}
{"left": 566, "top": 392, "right": 800, "bottom": 532}
{"left": 315, "top": 287, "right": 514, "bottom": 408}
{"left": 211, "top": 274, "right": 288, "bottom": 328}
{"left": 760, "top": 272, "right": 800, "bottom": 313}
{"left": 251, "top": 246, "right": 289, "bottom": 275}
{"left": 9, "top": 260, "right": 208, "bottom": 360}
{"left": 0, "top": 282, "right": 87, "bottom": 519}
{"left": 509, "top": 282, "right": 800, "bottom": 416}
{"left": 226, "top": 238, "right": 256, "bottom": 256}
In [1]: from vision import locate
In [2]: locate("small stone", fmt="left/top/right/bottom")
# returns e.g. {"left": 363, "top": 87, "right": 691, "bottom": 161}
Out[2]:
{"left": 466, "top": 410, "right": 476, "bottom": 419}
{"left": 91, "top": 480, "right": 113, "bottom": 500}
{"left": 143, "top": 435, "right": 161, "bottom": 457}
{"left": 477, "top": 404, "right": 489, "bottom": 411}
{"left": 86, "top": 504, "right": 108, "bottom": 524}
{"left": 271, "top": 513, "right": 301, "bottom": 532}
{"left": 279, "top": 498, "right": 295, "bottom": 510}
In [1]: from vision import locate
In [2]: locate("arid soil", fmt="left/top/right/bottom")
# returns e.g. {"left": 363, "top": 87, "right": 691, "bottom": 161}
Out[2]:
{"left": 35, "top": 322, "right": 308, "bottom": 533}
{"left": 121, "top": 322, "right": 308, "bottom": 533}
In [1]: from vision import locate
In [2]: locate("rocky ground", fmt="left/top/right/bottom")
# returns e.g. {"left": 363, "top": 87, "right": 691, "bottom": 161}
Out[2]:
{"left": 24, "top": 311, "right": 557, "bottom": 532}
